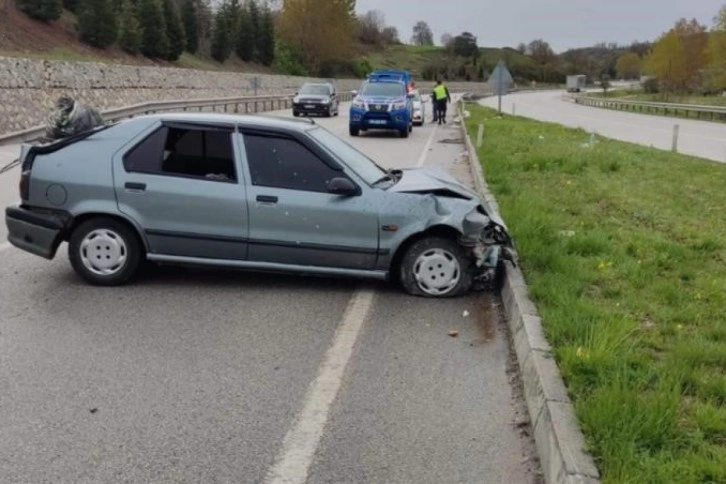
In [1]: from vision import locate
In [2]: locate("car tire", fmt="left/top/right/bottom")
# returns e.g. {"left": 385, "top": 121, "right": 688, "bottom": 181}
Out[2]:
{"left": 350, "top": 126, "right": 360, "bottom": 136}
{"left": 399, "top": 236, "right": 473, "bottom": 298}
{"left": 68, "top": 217, "right": 142, "bottom": 286}
{"left": 400, "top": 126, "right": 409, "bottom": 138}
{"left": 293, "top": 111, "right": 300, "bottom": 117}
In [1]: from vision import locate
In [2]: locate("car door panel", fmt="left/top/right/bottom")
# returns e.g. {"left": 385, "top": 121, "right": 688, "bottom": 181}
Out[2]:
{"left": 113, "top": 123, "right": 249, "bottom": 260}
{"left": 238, "top": 131, "right": 380, "bottom": 269}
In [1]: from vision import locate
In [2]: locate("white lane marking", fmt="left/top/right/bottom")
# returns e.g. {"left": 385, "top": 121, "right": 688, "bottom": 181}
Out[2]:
{"left": 0, "top": 242, "right": 10, "bottom": 253}
{"left": 264, "top": 289, "right": 376, "bottom": 484}
{"left": 416, "top": 123, "right": 439, "bottom": 167}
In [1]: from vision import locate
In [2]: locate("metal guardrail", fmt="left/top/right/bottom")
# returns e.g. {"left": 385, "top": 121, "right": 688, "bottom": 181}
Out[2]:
{"left": 0, "top": 91, "right": 356, "bottom": 146}
{"left": 573, "top": 95, "right": 726, "bottom": 121}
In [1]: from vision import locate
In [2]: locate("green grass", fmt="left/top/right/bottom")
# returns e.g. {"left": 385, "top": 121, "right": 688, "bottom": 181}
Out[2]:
{"left": 595, "top": 89, "right": 726, "bottom": 107}
{"left": 465, "top": 105, "right": 726, "bottom": 483}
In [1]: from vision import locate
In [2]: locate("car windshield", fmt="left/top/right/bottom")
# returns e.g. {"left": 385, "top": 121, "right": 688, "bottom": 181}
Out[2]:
{"left": 360, "top": 81, "right": 405, "bottom": 97}
{"left": 307, "top": 126, "right": 387, "bottom": 185}
{"left": 299, "top": 84, "right": 331, "bottom": 95}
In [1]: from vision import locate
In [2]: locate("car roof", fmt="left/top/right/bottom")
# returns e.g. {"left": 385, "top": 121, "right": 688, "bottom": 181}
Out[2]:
{"left": 129, "top": 112, "right": 318, "bottom": 132}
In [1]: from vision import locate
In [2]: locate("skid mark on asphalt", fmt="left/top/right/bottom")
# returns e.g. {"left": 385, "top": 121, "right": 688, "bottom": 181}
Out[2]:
{"left": 264, "top": 289, "right": 376, "bottom": 484}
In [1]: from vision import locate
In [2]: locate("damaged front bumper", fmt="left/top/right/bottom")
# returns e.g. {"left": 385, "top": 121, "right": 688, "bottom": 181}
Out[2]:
{"left": 459, "top": 206, "right": 517, "bottom": 288}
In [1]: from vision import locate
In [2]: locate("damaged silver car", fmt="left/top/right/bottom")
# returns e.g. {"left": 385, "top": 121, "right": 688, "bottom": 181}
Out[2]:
{"left": 4, "top": 112, "right": 514, "bottom": 297}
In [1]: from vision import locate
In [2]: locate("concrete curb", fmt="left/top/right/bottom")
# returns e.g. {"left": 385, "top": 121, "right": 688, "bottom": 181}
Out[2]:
{"left": 457, "top": 102, "right": 601, "bottom": 484}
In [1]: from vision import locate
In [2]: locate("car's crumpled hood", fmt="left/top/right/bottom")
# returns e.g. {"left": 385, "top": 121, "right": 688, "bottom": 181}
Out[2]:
{"left": 389, "top": 167, "right": 507, "bottom": 228}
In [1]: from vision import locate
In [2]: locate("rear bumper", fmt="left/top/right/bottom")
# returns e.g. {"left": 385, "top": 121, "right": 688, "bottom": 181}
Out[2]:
{"left": 5, "top": 206, "right": 69, "bottom": 259}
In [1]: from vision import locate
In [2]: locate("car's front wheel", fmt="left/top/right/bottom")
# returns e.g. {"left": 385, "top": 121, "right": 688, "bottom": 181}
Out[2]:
{"left": 68, "top": 217, "right": 142, "bottom": 286}
{"left": 399, "top": 237, "right": 473, "bottom": 297}
{"left": 349, "top": 126, "right": 360, "bottom": 136}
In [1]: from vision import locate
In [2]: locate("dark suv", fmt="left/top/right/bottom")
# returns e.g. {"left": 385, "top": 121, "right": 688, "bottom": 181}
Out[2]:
{"left": 292, "top": 83, "right": 339, "bottom": 117}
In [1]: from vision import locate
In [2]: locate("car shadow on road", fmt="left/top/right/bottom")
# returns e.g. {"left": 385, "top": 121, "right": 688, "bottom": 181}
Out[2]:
{"left": 56, "top": 262, "right": 390, "bottom": 295}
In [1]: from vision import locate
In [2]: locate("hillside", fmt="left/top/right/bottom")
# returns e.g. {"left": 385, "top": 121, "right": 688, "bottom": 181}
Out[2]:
{"left": 0, "top": 2, "right": 272, "bottom": 73}
{"left": 356, "top": 44, "right": 546, "bottom": 84}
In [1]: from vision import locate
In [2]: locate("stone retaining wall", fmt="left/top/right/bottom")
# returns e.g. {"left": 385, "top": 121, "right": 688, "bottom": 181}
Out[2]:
{"left": 0, "top": 56, "right": 489, "bottom": 134}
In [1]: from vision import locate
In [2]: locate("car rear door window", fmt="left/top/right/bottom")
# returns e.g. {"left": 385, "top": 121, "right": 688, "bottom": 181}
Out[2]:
{"left": 242, "top": 134, "right": 340, "bottom": 193}
{"left": 124, "top": 125, "right": 236, "bottom": 182}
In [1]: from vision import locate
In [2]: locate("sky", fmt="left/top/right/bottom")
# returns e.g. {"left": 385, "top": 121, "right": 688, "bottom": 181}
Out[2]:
{"left": 354, "top": 0, "right": 725, "bottom": 52}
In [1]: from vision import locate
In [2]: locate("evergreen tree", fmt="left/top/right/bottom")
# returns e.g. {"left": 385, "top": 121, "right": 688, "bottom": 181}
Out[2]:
{"left": 77, "top": 0, "right": 118, "bottom": 49}
{"left": 181, "top": 0, "right": 199, "bottom": 54}
{"left": 118, "top": 0, "right": 142, "bottom": 54}
{"left": 235, "top": 5, "right": 254, "bottom": 62}
{"left": 138, "top": 0, "right": 169, "bottom": 59}
{"left": 247, "top": 0, "right": 260, "bottom": 61}
{"left": 17, "top": 0, "right": 63, "bottom": 21}
{"left": 257, "top": 5, "right": 275, "bottom": 66}
{"left": 62, "top": 0, "right": 80, "bottom": 12}
{"left": 211, "top": 0, "right": 238, "bottom": 63}
{"left": 162, "top": 0, "right": 186, "bottom": 61}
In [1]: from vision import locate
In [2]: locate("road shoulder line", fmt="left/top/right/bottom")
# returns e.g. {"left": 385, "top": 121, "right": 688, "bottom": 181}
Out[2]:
{"left": 457, "top": 101, "right": 601, "bottom": 484}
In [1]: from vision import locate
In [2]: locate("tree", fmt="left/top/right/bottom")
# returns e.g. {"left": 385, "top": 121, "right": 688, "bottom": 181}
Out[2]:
{"left": 440, "top": 33, "right": 453, "bottom": 48}
{"left": 138, "top": 0, "right": 169, "bottom": 59}
{"left": 615, "top": 52, "right": 641, "bottom": 79}
{"left": 277, "top": 0, "right": 356, "bottom": 74}
{"left": 707, "top": 5, "right": 726, "bottom": 91}
{"left": 162, "top": 0, "right": 186, "bottom": 60}
{"left": 181, "top": 0, "right": 199, "bottom": 53}
{"left": 357, "top": 9, "right": 385, "bottom": 45}
{"left": 601, "top": 74, "right": 611, "bottom": 96}
{"left": 62, "top": 0, "right": 79, "bottom": 11}
{"left": 235, "top": 4, "right": 254, "bottom": 61}
{"left": 77, "top": 0, "right": 118, "bottom": 49}
{"left": 411, "top": 21, "right": 433, "bottom": 46}
{"left": 381, "top": 26, "right": 399, "bottom": 45}
{"left": 211, "top": 0, "right": 238, "bottom": 62}
{"left": 528, "top": 39, "right": 558, "bottom": 82}
{"left": 644, "top": 18, "right": 708, "bottom": 93}
{"left": 516, "top": 42, "right": 527, "bottom": 54}
{"left": 257, "top": 4, "right": 275, "bottom": 66}
{"left": 453, "top": 32, "right": 478, "bottom": 58}
{"left": 17, "top": 0, "right": 63, "bottom": 21}
{"left": 118, "top": 0, "right": 142, "bottom": 54}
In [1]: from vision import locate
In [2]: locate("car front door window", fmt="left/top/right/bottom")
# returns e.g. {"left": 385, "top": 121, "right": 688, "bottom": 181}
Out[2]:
{"left": 243, "top": 134, "right": 341, "bottom": 192}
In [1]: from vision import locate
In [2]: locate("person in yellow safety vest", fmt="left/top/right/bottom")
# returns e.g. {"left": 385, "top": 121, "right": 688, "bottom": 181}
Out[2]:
{"left": 432, "top": 80, "right": 451, "bottom": 124}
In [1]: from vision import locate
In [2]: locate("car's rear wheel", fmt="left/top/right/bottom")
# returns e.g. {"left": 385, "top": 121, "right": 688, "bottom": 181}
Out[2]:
{"left": 68, "top": 217, "right": 142, "bottom": 286}
{"left": 350, "top": 126, "right": 360, "bottom": 136}
{"left": 399, "top": 237, "right": 472, "bottom": 297}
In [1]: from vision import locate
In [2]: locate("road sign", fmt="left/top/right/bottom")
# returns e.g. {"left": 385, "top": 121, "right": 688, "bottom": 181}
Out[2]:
{"left": 488, "top": 60, "right": 513, "bottom": 114}
{"left": 250, "top": 77, "right": 262, "bottom": 96}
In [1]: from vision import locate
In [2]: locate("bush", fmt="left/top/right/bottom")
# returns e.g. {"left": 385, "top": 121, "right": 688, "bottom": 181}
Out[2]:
{"left": 272, "top": 41, "right": 308, "bottom": 76}
{"left": 17, "top": 0, "right": 63, "bottom": 21}
{"left": 642, "top": 77, "right": 659, "bottom": 94}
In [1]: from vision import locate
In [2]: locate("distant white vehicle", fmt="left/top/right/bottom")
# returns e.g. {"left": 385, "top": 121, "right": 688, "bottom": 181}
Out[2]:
{"left": 566, "top": 75, "right": 587, "bottom": 93}
{"left": 410, "top": 89, "right": 426, "bottom": 126}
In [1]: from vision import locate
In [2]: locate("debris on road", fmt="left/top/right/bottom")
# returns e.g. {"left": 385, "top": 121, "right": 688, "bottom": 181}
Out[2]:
{"left": 448, "top": 330, "right": 459, "bottom": 337}
{"left": 462, "top": 310, "right": 470, "bottom": 317}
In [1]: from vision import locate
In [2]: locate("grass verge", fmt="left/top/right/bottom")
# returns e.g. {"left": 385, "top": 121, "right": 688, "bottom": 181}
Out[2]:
{"left": 465, "top": 105, "right": 726, "bottom": 483}
{"left": 588, "top": 90, "right": 726, "bottom": 123}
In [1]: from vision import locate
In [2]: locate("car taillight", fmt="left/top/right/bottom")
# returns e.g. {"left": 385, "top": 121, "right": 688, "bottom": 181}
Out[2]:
{"left": 19, "top": 170, "right": 30, "bottom": 200}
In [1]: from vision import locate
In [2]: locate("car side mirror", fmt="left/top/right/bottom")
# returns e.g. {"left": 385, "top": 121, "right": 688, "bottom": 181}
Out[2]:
{"left": 327, "top": 177, "right": 359, "bottom": 196}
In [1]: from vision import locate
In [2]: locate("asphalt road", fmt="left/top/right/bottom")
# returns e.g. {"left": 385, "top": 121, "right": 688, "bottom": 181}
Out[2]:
{"left": 0, "top": 104, "right": 540, "bottom": 483}
{"left": 480, "top": 90, "right": 726, "bottom": 164}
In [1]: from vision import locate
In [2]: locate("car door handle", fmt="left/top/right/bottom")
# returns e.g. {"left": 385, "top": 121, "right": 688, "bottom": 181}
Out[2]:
{"left": 256, "top": 195, "right": 278, "bottom": 203}
{"left": 125, "top": 182, "right": 146, "bottom": 191}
